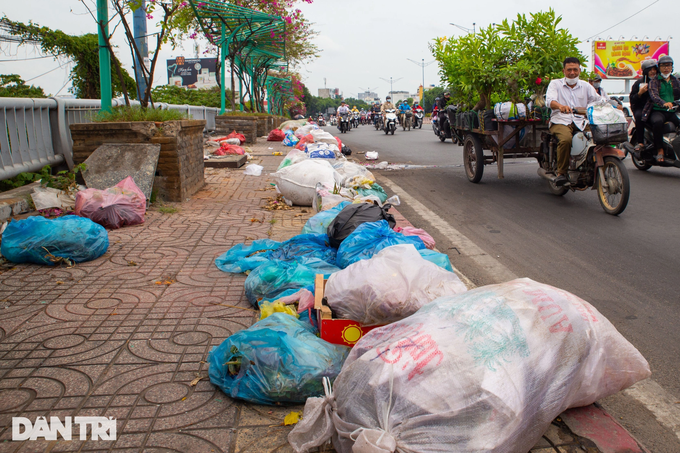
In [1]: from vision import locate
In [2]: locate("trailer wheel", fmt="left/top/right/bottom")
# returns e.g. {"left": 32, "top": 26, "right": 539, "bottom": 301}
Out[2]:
{"left": 463, "top": 134, "right": 484, "bottom": 183}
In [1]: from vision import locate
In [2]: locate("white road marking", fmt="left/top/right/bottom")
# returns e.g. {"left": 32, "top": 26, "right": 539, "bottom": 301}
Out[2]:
{"left": 380, "top": 174, "right": 680, "bottom": 441}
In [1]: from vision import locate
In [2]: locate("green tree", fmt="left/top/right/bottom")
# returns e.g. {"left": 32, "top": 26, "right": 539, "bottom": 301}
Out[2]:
{"left": 422, "top": 86, "right": 444, "bottom": 111}
{"left": 431, "top": 9, "right": 585, "bottom": 110}
{"left": 0, "top": 74, "right": 47, "bottom": 98}
{"left": 1, "top": 17, "right": 136, "bottom": 99}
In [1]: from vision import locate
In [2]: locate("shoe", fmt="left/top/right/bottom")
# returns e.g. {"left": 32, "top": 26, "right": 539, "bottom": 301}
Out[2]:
{"left": 654, "top": 154, "right": 665, "bottom": 163}
{"left": 554, "top": 174, "right": 568, "bottom": 186}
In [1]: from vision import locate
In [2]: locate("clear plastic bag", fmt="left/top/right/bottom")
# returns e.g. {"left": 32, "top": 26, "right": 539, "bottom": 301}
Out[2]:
{"left": 244, "top": 259, "right": 330, "bottom": 306}
{"left": 208, "top": 313, "right": 349, "bottom": 405}
{"left": 74, "top": 177, "right": 146, "bottom": 229}
{"left": 1, "top": 215, "right": 109, "bottom": 265}
{"left": 302, "top": 201, "right": 352, "bottom": 234}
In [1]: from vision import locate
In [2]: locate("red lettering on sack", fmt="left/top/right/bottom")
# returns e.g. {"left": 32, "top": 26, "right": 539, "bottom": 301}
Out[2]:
{"left": 523, "top": 289, "right": 573, "bottom": 333}
{"left": 549, "top": 315, "right": 574, "bottom": 333}
{"left": 376, "top": 333, "right": 443, "bottom": 380}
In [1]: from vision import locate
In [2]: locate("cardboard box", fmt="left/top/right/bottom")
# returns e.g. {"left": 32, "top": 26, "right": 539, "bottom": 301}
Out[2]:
{"left": 314, "top": 274, "right": 382, "bottom": 347}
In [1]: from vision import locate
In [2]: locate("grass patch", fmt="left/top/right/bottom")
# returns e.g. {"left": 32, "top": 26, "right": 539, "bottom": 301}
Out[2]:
{"left": 158, "top": 205, "right": 179, "bottom": 214}
{"left": 269, "top": 219, "right": 278, "bottom": 224}
{"left": 217, "top": 112, "right": 272, "bottom": 117}
{"left": 94, "top": 106, "right": 189, "bottom": 123}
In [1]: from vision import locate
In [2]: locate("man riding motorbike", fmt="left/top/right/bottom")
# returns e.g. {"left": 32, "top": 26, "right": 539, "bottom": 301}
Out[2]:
{"left": 641, "top": 55, "right": 680, "bottom": 163}
{"left": 372, "top": 101, "right": 382, "bottom": 128}
{"left": 629, "top": 59, "right": 659, "bottom": 154}
{"left": 381, "top": 96, "right": 396, "bottom": 129}
{"left": 412, "top": 102, "right": 424, "bottom": 127}
{"left": 546, "top": 57, "right": 604, "bottom": 186}
{"left": 337, "top": 102, "right": 351, "bottom": 131}
{"left": 398, "top": 100, "right": 411, "bottom": 126}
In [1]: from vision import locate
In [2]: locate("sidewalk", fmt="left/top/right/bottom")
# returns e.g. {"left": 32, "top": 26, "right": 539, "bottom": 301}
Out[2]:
{"left": 0, "top": 138, "right": 645, "bottom": 452}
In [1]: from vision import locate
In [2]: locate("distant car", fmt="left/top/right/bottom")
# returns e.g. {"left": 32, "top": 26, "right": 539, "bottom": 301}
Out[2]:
{"left": 608, "top": 93, "right": 631, "bottom": 118}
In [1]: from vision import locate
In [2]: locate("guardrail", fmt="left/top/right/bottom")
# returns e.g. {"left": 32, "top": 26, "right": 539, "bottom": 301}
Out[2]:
{"left": 0, "top": 97, "right": 221, "bottom": 181}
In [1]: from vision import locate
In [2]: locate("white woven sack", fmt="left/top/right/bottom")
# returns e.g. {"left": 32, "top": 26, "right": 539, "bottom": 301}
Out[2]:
{"left": 272, "top": 159, "right": 342, "bottom": 206}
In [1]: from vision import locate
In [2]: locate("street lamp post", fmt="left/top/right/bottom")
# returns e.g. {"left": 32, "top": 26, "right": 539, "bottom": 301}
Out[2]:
{"left": 379, "top": 76, "right": 403, "bottom": 101}
{"left": 450, "top": 22, "right": 475, "bottom": 34}
{"left": 407, "top": 58, "right": 436, "bottom": 102}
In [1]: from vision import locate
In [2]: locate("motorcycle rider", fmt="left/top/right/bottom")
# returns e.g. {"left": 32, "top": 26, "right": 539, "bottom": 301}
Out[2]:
{"left": 398, "top": 100, "right": 411, "bottom": 126}
{"left": 590, "top": 74, "right": 623, "bottom": 111}
{"left": 381, "top": 96, "right": 396, "bottom": 129}
{"left": 372, "top": 101, "right": 382, "bottom": 126}
{"left": 642, "top": 55, "right": 680, "bottom": 162}
{"left": 337, "top": 102, "right": 350, "bottom": 130}
{"left": 546, "top": 57, "right": 603, "bottom": 186}
{"left": 629, "top": 59, "right": 659, "bottom": 154}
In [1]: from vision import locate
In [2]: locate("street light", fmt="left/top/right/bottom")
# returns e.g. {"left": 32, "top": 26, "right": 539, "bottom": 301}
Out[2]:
{"left": 379, "top": 76, "right": 403, "bottom": 101}
{"left": 450, "top": 22, "right": 475, "bottom": 34}
{"left": 407, "top": 58, "right": 436, "bottom": 102}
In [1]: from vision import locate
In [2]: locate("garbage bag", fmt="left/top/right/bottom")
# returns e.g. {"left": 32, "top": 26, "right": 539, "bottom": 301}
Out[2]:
{"left": 289, "top": 278, "right": 651, "bottom": 453}
{"left": 336, "top": 220, "right": 426, "bottom": 269}
{"left": 1, "top": 215, "right": 109, "bottom": 265}
{"left": 277, "top": 149, "right": 309, "bottom": 171}
{"left": 306, "top": 143, "right": 335, "bottom": 159}
{"left": 283, "top": 131, "right": 300, "bottom": 147}
{"left": 267, "top": 129, "right": 285, "bottom": 141}
{"left": 418, "top": 249, "right": 454, "bottom": 272}
{"left": 75, "top": 177, "right": 146, "bottom": 229}
{"left": 227, "top": 130, "right": 246, "bottom": 145}
{"left": 272, "top": 160, "right": 343, "bottom": 206}
{"left": 302, "top": 201, "right": 351, "bottom": 235}
{"left": 355, "top": 182, "right": 388, "bottom": 204}
{"left": 215, "top": 143, "right": 245, "bottom": 155}
{"left": 208, "top": 313, "right": 349, "bottom": 405}
{"left": 332, "top": 161, "right": 375, "bottom": 184}
{"left": 244, "top": 260, "right": 326, "bottom": 306}
{"left": 216, "top": 234, "right": 338, "bottom": 275}
{"left": 312, "top": 185, "right": 352, "bottom": 212}
{"left": 326, "top": 244, "right": 467, "bottom": 325}
{"left": 327, "top": 202, "right": 396, "bottom": 249}
{"left": 243, "top": 164, "right": 263, "bottom": 176}
{"left": 259, "top": 300, "right": 299, "bottom": 320}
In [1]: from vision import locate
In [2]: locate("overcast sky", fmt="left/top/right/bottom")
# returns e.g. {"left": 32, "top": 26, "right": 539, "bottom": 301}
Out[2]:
{"left": 2, "top": 0, "right": 679, "bottom": 99}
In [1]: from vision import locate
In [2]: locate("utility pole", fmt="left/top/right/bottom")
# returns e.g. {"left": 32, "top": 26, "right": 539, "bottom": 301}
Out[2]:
{"left": 96, "top": 0, "right": 112, "bottom": 112}
{"left": 132, "top": 0, "right": 148, "bottom": 101}
{"left": 407, "top": 58, "right": 436, "bottom": 102}
{"left": 379, "top": 76, "right": 403, "bottom": 101}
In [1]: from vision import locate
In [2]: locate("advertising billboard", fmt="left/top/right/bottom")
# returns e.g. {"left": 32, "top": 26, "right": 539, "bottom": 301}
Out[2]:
{"left": 166, "top": 57, "right": 218, "bottom": 88}
{"left": 593, "top": 41, "right": 670, "bottom": 79}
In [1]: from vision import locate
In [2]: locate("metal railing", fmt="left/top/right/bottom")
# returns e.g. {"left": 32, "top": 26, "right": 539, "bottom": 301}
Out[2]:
{"left": 0, "top": 97, "right": 221, "bottom": 181}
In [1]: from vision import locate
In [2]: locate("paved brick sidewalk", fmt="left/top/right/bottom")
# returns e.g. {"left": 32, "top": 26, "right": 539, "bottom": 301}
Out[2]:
{"left": 0, "top": 137, "right": 644, "bottom": 453}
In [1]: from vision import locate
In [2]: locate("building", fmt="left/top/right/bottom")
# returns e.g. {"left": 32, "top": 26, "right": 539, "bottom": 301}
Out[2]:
{"left": 391, "top": 91, "right": 410, "bottom": 102}
{"left": 318, "top": 88, "right": 331, "bottom": 99}
{"left": 358, "top": 91, "right": 378, "bottom": 101}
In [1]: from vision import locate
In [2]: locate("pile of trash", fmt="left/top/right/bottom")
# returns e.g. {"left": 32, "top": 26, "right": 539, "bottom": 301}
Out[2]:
{"left": 210, "top": 170, "right": 650, "bottom": 452}
{"left": 1, "top": 175, "right": 150, "bottom": 266}
{"left": 204, "top": 131, "right": 249, "bottom": 158}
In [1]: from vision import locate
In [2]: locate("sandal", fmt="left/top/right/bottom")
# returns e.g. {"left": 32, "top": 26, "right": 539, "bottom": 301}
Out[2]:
{"left": 654, "top": 153, "right": 665, "bottom": 163}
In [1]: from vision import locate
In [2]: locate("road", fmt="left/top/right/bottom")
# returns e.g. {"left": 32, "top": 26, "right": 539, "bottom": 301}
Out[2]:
{"left": 329, "top": 123, "right": 680, "bottom": 452}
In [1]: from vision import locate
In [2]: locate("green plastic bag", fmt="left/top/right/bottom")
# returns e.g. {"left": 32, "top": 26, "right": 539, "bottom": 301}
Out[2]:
{"left": 356, "top": 183, "right": 388, "bottom": 203}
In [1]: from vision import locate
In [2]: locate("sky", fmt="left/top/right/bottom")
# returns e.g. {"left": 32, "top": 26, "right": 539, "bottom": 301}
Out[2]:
{"left": 1, "top": 0, "right": 679, "bottom": 99}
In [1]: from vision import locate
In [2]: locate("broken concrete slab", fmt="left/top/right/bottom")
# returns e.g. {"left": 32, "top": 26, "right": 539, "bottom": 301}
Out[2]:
{"left": 82, "top": 143, "right": 160, "bottom": 201}
{"left": 204, "top": 155, "right": 247, "bottom": 168}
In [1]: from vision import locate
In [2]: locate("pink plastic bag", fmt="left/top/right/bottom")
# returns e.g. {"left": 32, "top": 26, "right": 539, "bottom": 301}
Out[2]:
{"left": 267, "top": 129, "right": 285, "bottom": 141}
{"left": 215, "top": 143, "right": 245, "bottom": 155}
{"left": 75, "top": 177, "right": 146, "bottom": 229}
{"left": 395, "top": 226, "right": 436, "bottom": 249}
{"left": 227, "top": 130, "right": 246, "bottom": 145}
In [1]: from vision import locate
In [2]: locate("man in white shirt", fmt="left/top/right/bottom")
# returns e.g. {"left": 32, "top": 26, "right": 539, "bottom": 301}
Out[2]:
{"left": 546, "top": 57, "right": 603, "bottom": 186}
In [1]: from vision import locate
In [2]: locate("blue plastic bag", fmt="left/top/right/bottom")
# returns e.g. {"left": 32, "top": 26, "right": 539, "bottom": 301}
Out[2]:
{"left": 336, "top": 220, "right": 426, "bottom": 269}
{"left": 1, "top": 215, "right": 108, "bottom": 265}
{"left": 245, "top": 260, "right": 327, "bottom": 306}
{"left": 419, "top": 249, "right": 454, "bottom": 272}
{"left": 301, "top": 201, "right": 351, "bottom": 235}
{"left": 215, "top": 234, "right": 338, "bottom": 275}
{"left": 208, "top": 313, "right": 349, "bottom": 405}
{"left": 308, "top": 148, "right": 335, "bottom": 159}
{"left": 282, "top": 130, "right": 299, "bottom": 147}
{"left": 214, "top": 239, "right": 281, "bottom": 273}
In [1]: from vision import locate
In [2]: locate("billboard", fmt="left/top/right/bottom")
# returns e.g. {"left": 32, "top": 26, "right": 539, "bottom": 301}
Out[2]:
{"left": 593, "top": 41, "right": 670, "bottom": 79}
{"left": 166, "top": 57, "right": 218, "bottom": 89}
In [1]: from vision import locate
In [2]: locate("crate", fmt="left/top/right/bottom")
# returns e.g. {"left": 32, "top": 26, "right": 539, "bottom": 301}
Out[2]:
{"left": 314, "top": 274, "right": 383, "bottom": 347}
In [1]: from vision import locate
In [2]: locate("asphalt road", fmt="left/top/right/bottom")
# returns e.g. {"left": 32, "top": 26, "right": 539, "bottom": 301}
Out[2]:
{"left": 329, "top": 122, "right": 680, "bottom": 452}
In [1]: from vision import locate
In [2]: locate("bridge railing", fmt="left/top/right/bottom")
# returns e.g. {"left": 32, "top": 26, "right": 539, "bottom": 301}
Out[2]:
{"left": 0, "top": 97, "right": 221, "bottom": 181}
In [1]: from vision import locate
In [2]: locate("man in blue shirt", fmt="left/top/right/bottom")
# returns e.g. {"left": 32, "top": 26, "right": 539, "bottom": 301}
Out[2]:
{"left": 398, "top": 101, "right": 411, "bottom": 126}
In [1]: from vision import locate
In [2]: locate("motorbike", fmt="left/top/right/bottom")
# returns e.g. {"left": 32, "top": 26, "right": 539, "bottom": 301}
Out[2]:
{"left": 624, "top": 100, "right": 680, "bottom": 171}
{"left": 413, "top": 109, "right": 424, "bottom": 128}
{"left": 360, "top": 113, "right": 367, "bottom": 125}
{"left": 537, "top": 108, "right": 630, "bottom": 215}
{"left": 317, "top": 115, "right": 326, "bottom": 126}
{"left": 383, "top": 109, "right": 398, "bottom": 135}
{"left": 374, "top": 112, "right": 383, "bottom": 130}
{"left": 330, "top": 116, "right": 337, "bottom": 126}
{"left": 338, "top": 112, "right": 351, "bottom": 133}
{"left": 433, "top": 105, "right": 460, "bottom": 143}
{"left": 351, "top": 112, "right": 360, "bottom": 129}
{"left": 402, "top": 110, "right": 413, "bottom": 131}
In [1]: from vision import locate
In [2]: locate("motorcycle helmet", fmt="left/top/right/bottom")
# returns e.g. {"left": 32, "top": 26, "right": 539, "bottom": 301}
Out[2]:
{"left": 641, "top": 59, "right": 658, "bottom": 75}
{"left": 658, "top": 55, "right": 674, "bottom": 66}
{"left": 443, "top": 91, "right": 451, "bottom": 97}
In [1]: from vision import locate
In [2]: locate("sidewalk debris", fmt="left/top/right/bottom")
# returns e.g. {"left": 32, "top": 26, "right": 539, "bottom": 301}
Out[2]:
{"left": 365, "top": 151, "right": 379, "bottom": 160}
{"left": 75, "top": 176, "right": 146, "bottom": 229}
{"left": 1, "top": 215, "right": 109, "bottom": 265}
{"left": 289, "top": 278, "right": 651, "bottom": 453}
{"left": 325, "top": 244, "right": 467, "bottom": 325}
{"left": 208, "top": 313, "right": 348, "bottom": 405}
{"left": 243, "top": 164, "right": 263, "bottom": 176}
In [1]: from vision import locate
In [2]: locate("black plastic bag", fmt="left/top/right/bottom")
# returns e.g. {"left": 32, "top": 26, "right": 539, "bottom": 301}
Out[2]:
{"left": 341, "top": 145, "right": 352, "bottom": 156}
{"left": 327, "top": 202, "right": 395, "bottom": 249}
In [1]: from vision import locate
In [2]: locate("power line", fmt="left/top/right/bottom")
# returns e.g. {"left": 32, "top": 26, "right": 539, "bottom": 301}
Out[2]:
{"left": 585, "top": 0, "right": 661, "bottom": 42}
{"left": 0, "top": 55, "right": 56, "bottom": 62}
{"left": 25, "top": 62, "right": 69, "bottom": 82}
